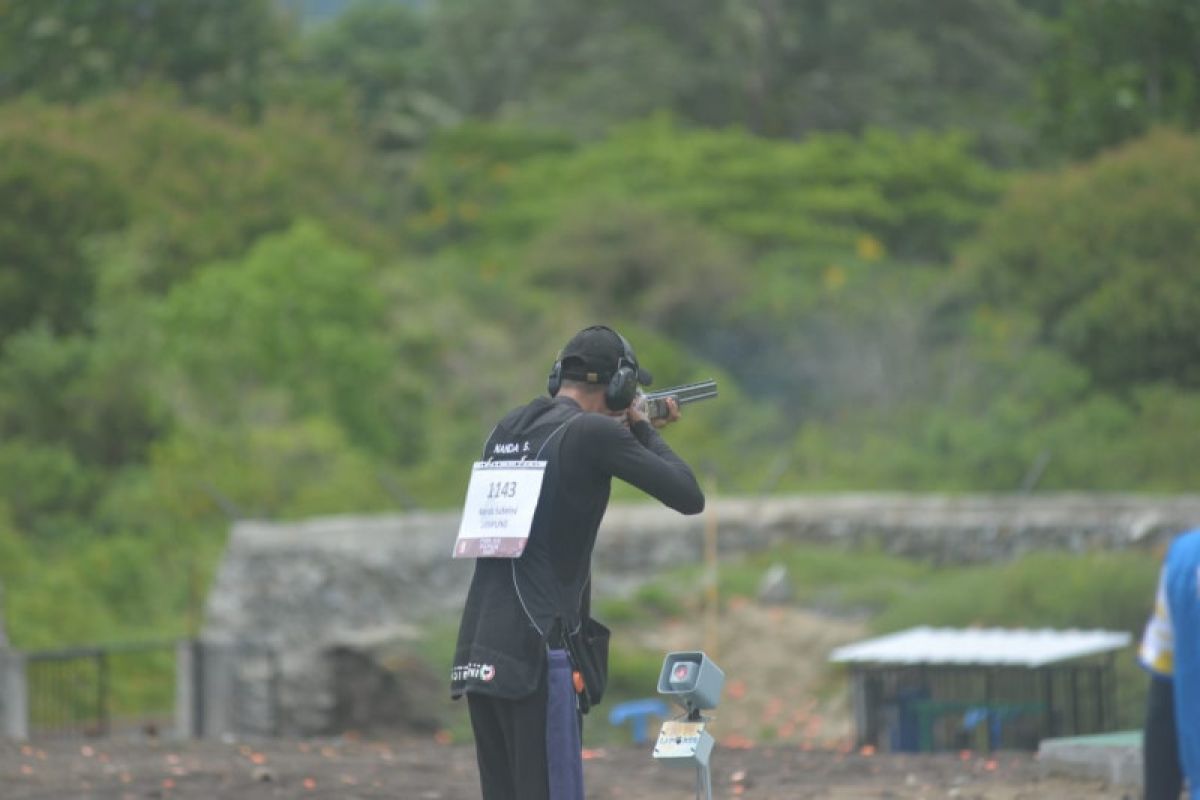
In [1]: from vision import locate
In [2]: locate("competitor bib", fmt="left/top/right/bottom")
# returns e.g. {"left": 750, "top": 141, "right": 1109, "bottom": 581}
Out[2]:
{"left": 452, "top": 460, "right": 547, "bottom": 558}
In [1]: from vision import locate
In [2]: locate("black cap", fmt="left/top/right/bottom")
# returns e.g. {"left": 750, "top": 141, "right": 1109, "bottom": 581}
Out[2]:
{"left": 558, "top": 325, "right": 653, "bottom": 387}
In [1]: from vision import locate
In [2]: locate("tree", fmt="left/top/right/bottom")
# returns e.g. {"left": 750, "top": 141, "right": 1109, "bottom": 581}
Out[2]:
{"left": 957, "top": 129, "right": 1200, "bottom": 390}
{"left": 462, "top": 119, "right": 1002, "bottom": 263}
{"left": 0, "top": 95, "right": 396, "bottom": 292}
{"left": 0, "top": 0, "right": 286, "bottom": 116}
{"left": 523, "top": 202, "right": 749, "bottom": 339}
{"left": 401, "top": 119, "right": 1002, "bottom": 412}
{"left": 155, "top": 222, "right": 430, "bottom": 464}
{"left": 0, "top": 139, "right": 128, "bottom": 341}
{"left": 293, "top": 1, "right": 462, "bottom": 174}
{"left": 718, "top": 0, "right": 1045, "bottom": 156}
{"left": 300, "top": 0, "right": 426, "bottom": 120}
{"left": 1036, "top": 0, "right": 1200, "bottom": 158}
{"left": 419, "top": 0, "right": 1045, "bottom": 156}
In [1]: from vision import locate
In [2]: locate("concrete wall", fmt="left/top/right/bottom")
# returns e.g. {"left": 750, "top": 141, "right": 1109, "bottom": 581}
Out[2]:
{"left": 201, "top": 493, "right": 1200, "bottom": 735}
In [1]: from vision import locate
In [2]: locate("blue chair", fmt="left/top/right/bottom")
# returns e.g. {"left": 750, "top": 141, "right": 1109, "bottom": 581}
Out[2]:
{"left": 608, "top": 698, "right": 670, "bottom": 744}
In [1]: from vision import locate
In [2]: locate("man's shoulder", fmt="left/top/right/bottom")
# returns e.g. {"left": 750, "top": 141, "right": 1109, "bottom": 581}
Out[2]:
{"left": 563, "top": 408, "right": 633, "bottom": 447}
{"left": 493, "top": 396, "right": 564, "bottom": 425}
{"left": 487, "top": 397, "right": 585, "bottom": 447}
{"left": 496, "top": 396, "right": 550, "bottom": 422}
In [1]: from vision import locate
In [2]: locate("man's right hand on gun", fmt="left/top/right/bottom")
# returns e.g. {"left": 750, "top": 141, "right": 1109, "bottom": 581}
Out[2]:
{"left": 629, "top": 394, "right": 681, "bottom": 429}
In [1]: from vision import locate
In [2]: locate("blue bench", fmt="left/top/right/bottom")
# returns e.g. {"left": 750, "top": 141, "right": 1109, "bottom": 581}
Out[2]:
{"left": 608, "top": 698, "right": 670, "bottom": 744}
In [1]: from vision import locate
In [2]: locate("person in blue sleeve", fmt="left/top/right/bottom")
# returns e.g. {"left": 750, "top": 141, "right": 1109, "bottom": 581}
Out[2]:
{"left": 1140, "top": 527, "right": 1200, "bottom": 799}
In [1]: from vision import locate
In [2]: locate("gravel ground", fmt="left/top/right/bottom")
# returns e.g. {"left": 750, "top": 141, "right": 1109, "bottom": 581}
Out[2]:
{"left": 3, "top": 736, "right": 1137, "bottom": 800}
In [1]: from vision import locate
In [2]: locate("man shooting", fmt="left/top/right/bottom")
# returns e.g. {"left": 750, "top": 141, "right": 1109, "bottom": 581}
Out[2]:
{"left": 450, "top": 325, "right": 706, "bottom": 800}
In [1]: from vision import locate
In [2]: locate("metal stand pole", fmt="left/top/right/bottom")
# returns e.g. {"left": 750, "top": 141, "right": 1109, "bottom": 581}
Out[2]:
{"left": 695, "top": 761, "right": 712, "bottom": 800}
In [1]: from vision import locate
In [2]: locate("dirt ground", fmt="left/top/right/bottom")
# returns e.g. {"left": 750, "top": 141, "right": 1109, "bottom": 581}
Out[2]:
{"left": 4, "top": 736, "right": 1136, "bottom": 799}
{"left": 4, "top": 603, "right": 1138, "bottom": 798}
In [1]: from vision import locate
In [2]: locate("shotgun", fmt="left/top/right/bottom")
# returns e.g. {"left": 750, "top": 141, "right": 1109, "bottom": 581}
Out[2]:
{"left": 640, "top": 379, "right": 718, "bottom": 421}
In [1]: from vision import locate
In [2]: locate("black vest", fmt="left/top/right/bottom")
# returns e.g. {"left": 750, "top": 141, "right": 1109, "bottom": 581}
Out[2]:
{"left": 451, "top": 398, "right": 599, "bottom": 699}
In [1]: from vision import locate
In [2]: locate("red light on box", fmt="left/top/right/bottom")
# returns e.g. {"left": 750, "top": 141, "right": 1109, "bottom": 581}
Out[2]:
{"left": 670, "top": 662, "right": 697, "bottom": 685}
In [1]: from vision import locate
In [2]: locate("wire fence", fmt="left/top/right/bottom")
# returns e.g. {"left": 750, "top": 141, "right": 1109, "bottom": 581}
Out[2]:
{"left": 26, "top": 641, "right": 177, "bottom": 738}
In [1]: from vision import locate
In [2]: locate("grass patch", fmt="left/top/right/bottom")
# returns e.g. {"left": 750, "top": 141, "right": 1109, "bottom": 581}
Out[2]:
{"left": 413, "top": 616, "right": 474, "bottom": 743}
{"left": 872, "top": 551, "right": 1158, "bottom": 634}
{"left": 601, "top": 543, "right": 1158, "bottom": 636}
{"left": 596, "top": 542, "right": 935, "bottom": 624}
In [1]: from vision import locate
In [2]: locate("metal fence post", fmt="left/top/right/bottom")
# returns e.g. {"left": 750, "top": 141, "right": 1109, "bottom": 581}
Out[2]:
{"left": 174, "top": 639, "right": 197, "bottom": 739}
{"left": 96, "top": 649, "right": 109, "bottom": 736}
{"left": 268, "top": 648, "right": 282, "bottom": 737}
{"left": 0, "top": 648, "right": 28, "bottom": 739}
{"left": 198, "top": 640, "right": 236, "bottom": 740}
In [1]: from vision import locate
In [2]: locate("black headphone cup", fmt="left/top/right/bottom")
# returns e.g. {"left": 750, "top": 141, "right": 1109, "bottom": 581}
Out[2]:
{"left": 547, "top": 360, "right": 563, "bottom": 397}
{"left": 604, "top": 364, "right": 638, "bottom": 411}
{"left": 606, "top": 330, "right": 639, "bottom": 410}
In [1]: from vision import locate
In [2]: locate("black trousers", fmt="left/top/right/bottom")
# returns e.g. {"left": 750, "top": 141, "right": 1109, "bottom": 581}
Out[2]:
{"left": 1144, "top": 674, "right": 1184, "bottom": 800}
{"left": 467, "top": 650, "right": 583, "bottom": 800}
{"left": 468, "top": 678, "right": 551, "bottom": 800}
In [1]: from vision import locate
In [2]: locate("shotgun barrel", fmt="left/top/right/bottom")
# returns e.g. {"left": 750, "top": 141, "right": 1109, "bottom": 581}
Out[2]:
{"left": 641, "top": 379, "right": 718, "bottom": 421}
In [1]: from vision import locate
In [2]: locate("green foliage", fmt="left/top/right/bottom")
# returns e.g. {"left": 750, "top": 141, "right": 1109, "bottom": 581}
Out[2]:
{"left": 478, "top": 119, "right": 1003, "bottom": 263}
{"left": 131, "top": 418, "right": 395, "bottom": 523}
{"left": 779, "top": 329, "right": 1200, "bottom": 493}
{"left": 706, "top": 544, "right": 933, "bottom": 617}
{"left": 156, "top": 221, "right": 427, "bottom": 463}
{"left": 0, "top": 138, "right": 128, "bottom": 340}
{"left": 0, "top": 322, "right": 166, "bottom": 474}
{"left": 597, "top": 544, "right": 934, "bottom": 625}
{"left": 0, "top": 2, "right": 1195, "bottom": 674}
{"left": 0, "top": 95, "right": 394, "bottom": 291}
{"left": 4, "top": 531, "right": 208, "bottom": 648}
{"left": 602, "top": 543, "right": 1158, "bottom": 641}
{"left": 959, "top": 129, "right": 1200, "bottom": 391}
{"left": 0, "top": 440, "right": 94, "bottom": 537}
{"left": 873, "top": 551, "right": 1159, "bottom": 636}
{"left": 0, "top": 0, "right": 286, "bottom": 116}
{"left": 603, "top": 642, "right": 668, "bottom": 700}
{"left": 299, "top": 1, "right": 426, "bottom": 119}
{"left": 421, "top": 0, "right": 1045, "bottom": 157}
{"left": 524, "top": 203, "right": 749, "bottom": 339}
{"left": 1036, "top": 0, "right": 1200, "bottom": 158}
{"left": 402, "top": 120, "right": 1003, "bottom": 417}
{"left": 0, "top": 328, "right": 91, "bottom": 451}
{"left": 0, "top": 504, "right": 33, "bottom": 585}
{"left": 400, "top": 121, "right": 575, "bottom": 250}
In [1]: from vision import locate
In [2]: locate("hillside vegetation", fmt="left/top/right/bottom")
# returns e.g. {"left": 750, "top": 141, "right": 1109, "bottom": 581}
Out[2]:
{"left": 1, "top": 0, "right": 1199, "bottom": 648}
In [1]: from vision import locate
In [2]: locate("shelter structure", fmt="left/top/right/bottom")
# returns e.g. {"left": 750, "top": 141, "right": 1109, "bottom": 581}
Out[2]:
{"left": 830, "top": 627, "right": 1132, "bottom": 753}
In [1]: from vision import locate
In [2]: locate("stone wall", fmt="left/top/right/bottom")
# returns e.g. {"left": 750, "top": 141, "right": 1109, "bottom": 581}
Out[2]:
{"left": 202, "top": 493, "right": 1200, "bottom": 735}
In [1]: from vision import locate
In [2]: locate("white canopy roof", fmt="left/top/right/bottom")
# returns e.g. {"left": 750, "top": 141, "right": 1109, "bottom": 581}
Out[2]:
{"left": 829, "top": 626, "right": 1132, "bottom": 669}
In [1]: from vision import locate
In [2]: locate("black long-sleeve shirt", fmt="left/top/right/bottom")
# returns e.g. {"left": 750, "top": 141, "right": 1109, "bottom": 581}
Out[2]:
{"left": 451, "top": 395, "right": 704, "bottom": 700}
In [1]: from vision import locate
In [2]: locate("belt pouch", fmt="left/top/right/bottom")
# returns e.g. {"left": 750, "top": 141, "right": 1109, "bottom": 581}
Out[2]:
{"left": 563, "top": 617, "right": 610, "bottom": 714}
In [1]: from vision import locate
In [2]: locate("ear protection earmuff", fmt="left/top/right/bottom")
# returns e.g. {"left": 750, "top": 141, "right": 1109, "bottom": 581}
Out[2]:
{"left": 547, "top": 357, "right": 564, "bottom": 397}
{"left": 546, "top": 326, "right": 641, "bottom": 411}
{"left": 603, "top": 330, "right": 639, "bottom": 411}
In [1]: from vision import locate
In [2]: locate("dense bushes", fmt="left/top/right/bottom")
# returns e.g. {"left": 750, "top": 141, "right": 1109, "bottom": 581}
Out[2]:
{"left": 1, "top": 1, "right": 1198, "bottom": 651}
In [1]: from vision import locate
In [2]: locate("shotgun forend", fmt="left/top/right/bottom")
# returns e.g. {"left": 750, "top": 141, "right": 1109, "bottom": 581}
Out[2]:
{"left": 640, "top": 379, "right": 718, "bottom": 421}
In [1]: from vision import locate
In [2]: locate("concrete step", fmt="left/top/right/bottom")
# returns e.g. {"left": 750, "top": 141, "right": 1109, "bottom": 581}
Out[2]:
{"left": 1038, "top": 730, "right": 1141, "bottom": 788}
